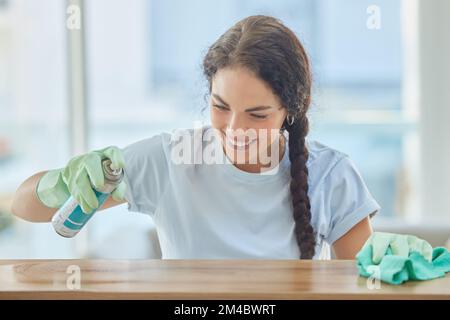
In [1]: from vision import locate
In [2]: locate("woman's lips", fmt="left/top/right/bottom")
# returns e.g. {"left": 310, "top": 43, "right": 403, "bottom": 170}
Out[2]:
{"left": 222, "top": 131, "right": 257, "bottom": 150}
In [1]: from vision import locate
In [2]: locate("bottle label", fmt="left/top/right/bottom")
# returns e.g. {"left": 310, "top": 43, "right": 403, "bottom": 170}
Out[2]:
{"left": 62, "top": 190, "right": 110, "bottom": 230}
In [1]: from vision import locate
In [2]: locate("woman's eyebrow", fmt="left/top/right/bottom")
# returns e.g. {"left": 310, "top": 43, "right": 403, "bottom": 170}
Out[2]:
{"left": 212, "top": 93, "right": 275, "bottom": 112}
{"left": 245, "top": 105, "right": 273, "bottom": 112}
{"left": 211, "top": 94, "right": 228, "bottom": 107}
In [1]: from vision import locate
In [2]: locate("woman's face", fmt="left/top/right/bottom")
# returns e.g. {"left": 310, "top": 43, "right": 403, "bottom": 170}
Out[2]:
{"left": 210, "top": 66, "right": 287, "bottom": 168}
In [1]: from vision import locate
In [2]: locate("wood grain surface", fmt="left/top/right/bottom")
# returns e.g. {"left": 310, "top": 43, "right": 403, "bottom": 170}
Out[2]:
{"left": 0, "top": 259, "right": 449, "bottom": 299}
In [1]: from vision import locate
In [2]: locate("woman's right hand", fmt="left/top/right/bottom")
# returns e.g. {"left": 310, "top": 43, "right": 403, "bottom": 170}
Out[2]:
{"left": 36, "top": 146, "right": 126, "bottom": 214}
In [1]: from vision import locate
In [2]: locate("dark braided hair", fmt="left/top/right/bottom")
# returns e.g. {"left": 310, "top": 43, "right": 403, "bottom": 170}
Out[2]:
{"left": 203, "top": 15, "right": 316, "bottom": 259}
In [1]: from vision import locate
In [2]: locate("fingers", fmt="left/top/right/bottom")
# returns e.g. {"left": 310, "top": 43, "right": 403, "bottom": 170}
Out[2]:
{"left": 421, "top": 241, "right": 433, "bottom": 262}
{"left": 372, "top": 232, "right": 393, "bottom": 264}
{"left": 68, "top": 182, "right": 92, "bottom": 214}
{"left": 390, "top": 235, "right": 409, "bottom": 257}
{"left": 75, "top": 170, "right": 99, "bottom": 213}
{"left": 76, "top": 194, "right": 94, "bottom": 214}
{"left": 101, "top": 146, "right": 125, "bottom": 170}
{"left": 406, "top": 235, "right": 422, "bottom": 255}
{"left": 111, "top": 181, "right": 127, "bottom": 202}
{"left": 83, "top": 153, "right": 105, "bottom": 189}
{"left": 407, "top": 236, "right": 433, "bottom": 262}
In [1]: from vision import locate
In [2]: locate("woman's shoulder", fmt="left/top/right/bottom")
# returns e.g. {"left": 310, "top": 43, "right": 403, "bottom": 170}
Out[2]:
{"left": 304, "top": 138, "right": 351, "bottom": 188}
{"left": 306, "top": 138, "right": 349, "bottom": 165}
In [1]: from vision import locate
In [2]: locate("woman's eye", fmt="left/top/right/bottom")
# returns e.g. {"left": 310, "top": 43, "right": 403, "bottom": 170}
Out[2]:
{"left": 213, "top": 104, "right": 228, "bottom": 111}
{"left": 213, "top": 104, "right": 266, "bottom": 119}
{"left": 251, "top": 114, "right": 267, "bottom": 119}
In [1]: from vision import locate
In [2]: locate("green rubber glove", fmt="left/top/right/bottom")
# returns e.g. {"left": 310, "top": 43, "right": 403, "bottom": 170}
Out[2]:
{"left": 36, "top": 146, "right": 126, "bottom": 214}
{"left": 361, "top": 232, "right": 433, "bottom": 263}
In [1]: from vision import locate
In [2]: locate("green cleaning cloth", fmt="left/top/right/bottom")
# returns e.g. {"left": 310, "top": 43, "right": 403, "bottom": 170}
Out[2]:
{"left": 356, "top": 232, "right": 450, "bottom": 285}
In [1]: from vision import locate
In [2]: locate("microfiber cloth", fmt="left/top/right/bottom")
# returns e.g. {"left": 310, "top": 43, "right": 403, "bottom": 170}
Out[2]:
{"left": 356, "top": 244, "right": 450, "bottom": 285}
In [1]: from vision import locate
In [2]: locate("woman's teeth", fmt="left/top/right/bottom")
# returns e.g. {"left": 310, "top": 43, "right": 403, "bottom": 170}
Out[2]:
{"left": 225, "top": 135, "right": 256, "bottom": 149}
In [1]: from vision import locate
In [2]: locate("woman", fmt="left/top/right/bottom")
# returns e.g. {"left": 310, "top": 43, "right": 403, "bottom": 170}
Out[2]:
{"left": 11, "top": 15, "right": 380, "bottom": 260}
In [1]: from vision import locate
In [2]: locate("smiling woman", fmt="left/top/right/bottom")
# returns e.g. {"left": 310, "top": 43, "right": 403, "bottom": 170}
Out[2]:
{"left": 202, "top": 15, "right": 377, "bottom": 259}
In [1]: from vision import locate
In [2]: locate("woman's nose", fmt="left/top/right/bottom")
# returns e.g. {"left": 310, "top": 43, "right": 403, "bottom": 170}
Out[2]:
{"left": 226, "top": 115, "right": 255, "bottom": 142}
{"left": 226, "top": 113, "right": 247, "bottom": 132}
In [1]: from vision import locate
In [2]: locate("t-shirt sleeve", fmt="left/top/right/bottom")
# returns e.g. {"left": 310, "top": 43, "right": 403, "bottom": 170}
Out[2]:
{"left": 322, "top": 156, "right": 381, "bottom": 245}
{"left": 121, "top": 134, "right": 170, "bottom": 216}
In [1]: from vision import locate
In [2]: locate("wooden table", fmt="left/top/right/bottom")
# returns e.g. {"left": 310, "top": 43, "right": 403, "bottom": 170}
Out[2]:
{"left": 0, "top": 259, "right": 449, "bottom": 299}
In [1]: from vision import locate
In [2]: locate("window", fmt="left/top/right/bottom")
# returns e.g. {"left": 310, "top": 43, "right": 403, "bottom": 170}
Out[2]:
{"left": 0, "top": 0, "right": 73, "bottom": 258}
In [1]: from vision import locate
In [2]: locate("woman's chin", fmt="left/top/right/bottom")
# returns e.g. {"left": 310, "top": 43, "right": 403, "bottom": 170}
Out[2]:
{"left": 222, "top": 143, "right": 262, "bottom": 165}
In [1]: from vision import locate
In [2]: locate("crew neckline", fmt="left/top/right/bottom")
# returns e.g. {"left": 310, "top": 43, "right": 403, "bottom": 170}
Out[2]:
{"left": 207, "top": 126, "right": 291, "bottom": 183}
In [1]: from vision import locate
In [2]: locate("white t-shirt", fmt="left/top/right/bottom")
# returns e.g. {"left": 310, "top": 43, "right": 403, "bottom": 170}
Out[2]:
{"left": 121, "top": 125, "right": 380, "bottom": 259}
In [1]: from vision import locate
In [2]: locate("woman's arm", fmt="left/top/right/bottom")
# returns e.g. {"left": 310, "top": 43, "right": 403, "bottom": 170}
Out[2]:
{"left": 332, "top": 213, "right": 375, "bottom": 259}
{"left": 11, "top": 171, "right": 126, "bottom": 223}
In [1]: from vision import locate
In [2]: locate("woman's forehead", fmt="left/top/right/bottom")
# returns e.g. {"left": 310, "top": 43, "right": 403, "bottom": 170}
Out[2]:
{"left": 211, "top": 67, "right": 282, "bottom": 109}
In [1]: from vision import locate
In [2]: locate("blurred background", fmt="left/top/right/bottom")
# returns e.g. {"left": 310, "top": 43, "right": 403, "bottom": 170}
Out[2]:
{"left": 0, "top": 0, "right": 449, "bottom": 259}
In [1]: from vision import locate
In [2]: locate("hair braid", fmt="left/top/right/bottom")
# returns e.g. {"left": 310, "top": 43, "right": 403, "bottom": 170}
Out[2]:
{"left": 286, "top": 114, "right": 316, "bottom": 259}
